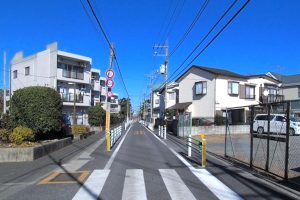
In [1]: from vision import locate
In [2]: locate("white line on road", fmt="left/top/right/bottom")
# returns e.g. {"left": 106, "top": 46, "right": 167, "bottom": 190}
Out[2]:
{"left": 159, "top": 169, "right": 196, "bottom": 200}
{"left": 122, "top": 169, "right": 147, "bottom": 200}
{"left": 104, "top": 125, "right": 132, "bottom": 169}
{"left": 143, "top": 124, "right": 243, "bottom": 200}
{"left": 72, "top": 170, "right": 110, "bottom": 200}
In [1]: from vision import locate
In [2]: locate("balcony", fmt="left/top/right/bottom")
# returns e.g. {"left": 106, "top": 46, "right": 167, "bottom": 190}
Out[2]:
{"left": 259, "top": 94, "right": 284, "bottom": 104}
{"left": 61, "top": 93, "right": 84, "bottom": 103}
{"left": 92, "top": 80, "right": 100, "bottom": 91}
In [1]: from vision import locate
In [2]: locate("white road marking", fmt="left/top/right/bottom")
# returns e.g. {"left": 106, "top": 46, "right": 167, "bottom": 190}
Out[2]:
{"left": 104, "top": 125, "right": 132, "bottom": 169}
{"left": 159, "top": 169, "right": 196, "bottom": 200}
{"left": 72, "top": 170, "right": 110, "bottom": 200}
{"left": 122, "top": 169, "right": 147, "bottom": 200}
{"left": 59, "top": 136, "right": 105, "bottom": 172}
{"left": 143, "top": 125, "right": 243, "bottom": 200}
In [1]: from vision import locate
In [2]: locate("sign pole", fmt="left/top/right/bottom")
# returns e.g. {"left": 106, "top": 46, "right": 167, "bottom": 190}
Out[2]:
{"left": 106, "top": 44, "right": 114, "bottom": 151}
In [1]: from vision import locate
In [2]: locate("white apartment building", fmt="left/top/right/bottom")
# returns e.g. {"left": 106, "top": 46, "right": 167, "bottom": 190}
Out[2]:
{"left": 172, "top": 65, "right": 281, "bottom": 124}
{"left": 10, "top": 42, "right": 102, "bottom": 125}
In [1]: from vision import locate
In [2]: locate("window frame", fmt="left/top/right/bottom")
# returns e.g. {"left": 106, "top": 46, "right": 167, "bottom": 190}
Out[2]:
{"left": 13, "top": 70, "right": 18, "bottom": 79}
{"left": 228, "top": 81, "right": 239, "bottom": 95}
{"left": 245, "top": 85, "right": 255, "bottom": 99}
{"left": 25, "top": 66, "right": 30, "bottom": 76}
{"left": 195, "top": 81, "right": 207, "bottom": 95}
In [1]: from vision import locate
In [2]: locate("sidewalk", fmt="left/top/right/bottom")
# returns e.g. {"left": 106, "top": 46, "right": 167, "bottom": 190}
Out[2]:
{"left": 147, "top": 126, "right": 300, "bottom": 199}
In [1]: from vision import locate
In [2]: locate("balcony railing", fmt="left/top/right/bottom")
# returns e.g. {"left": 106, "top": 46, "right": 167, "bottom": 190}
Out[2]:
{"left": 62, "top": 70, "right": 84, "bottom": 80}
{"left": 267, "top": 94, "right": 284, "bottom": 103}
{"left": 61, "top": 93, "right": 84, "bottom": 103}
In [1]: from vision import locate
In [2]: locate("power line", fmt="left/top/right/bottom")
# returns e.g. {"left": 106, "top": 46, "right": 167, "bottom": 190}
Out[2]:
{"left": 157, "top": 0, "right": 251, "bottom": 90}
{"left": 83, "top": 0, "right": 130, "bottom": 98}
{"left": 169, "top": 0, "right": 210, "bottom": 57}
{"left": 168, "top": 0, "right": 239, "bottom": 81}
{"left": 171, "top": 0, "right": 251, "bottom": 82}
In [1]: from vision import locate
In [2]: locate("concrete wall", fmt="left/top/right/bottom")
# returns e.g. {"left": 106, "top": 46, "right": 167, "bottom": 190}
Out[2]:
{"left": 191, "top": 125, "right": 250, "bottom": 135}
{"left": 0, "top": 138, "right": 72, "bottom": 162}
{"left": 282, "top": 87, "right": 300, "bottom": 100}
{"left": 178, "top": 67, "right": 216, "bottom": 119}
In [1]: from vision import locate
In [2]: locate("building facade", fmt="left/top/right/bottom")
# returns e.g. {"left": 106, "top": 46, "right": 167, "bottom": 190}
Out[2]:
{"left": 10, "top": 42, "right": 102, "bottom": 125}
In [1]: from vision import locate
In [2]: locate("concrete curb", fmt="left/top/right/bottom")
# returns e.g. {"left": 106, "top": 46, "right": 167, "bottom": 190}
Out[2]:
{"left": 0, "top": 138, "right": 72, "bottom": 162}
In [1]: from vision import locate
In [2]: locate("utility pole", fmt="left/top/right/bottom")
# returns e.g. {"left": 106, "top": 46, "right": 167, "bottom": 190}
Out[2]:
{"left": 105, "top": 44, "right": 114, "bottom": 151}
{"left": 3, "top": 51, "right": 6, "bottom": 115}
{"left": 73, "top": 82, "right": 77, "bottom": 125}
{"left": 153, "top": 40, "right": 168, "bottom": 119}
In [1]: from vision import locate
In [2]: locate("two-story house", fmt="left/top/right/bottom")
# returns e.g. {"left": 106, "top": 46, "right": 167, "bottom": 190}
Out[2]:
{"left": 173, "top": 65, "right": 281, "bottom": 124}
{"left": 10, "top": 42, "right": 102, "bottom": 125}
{"left": 157, "top": 82, "right": 179, "bottom": 118}
{"left": 267, "top": 72, "right": 300, "bottom": 117}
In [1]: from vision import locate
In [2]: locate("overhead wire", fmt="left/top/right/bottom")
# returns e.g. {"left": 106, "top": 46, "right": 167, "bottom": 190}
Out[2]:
{"left": 157, "top": 0, "right": 251, "bottom": 90}
{"left": 169, "top": 0, "right": 210, "bottom": 57}
{"left": 84, "top": 0, "right": 130, "bottom": 98}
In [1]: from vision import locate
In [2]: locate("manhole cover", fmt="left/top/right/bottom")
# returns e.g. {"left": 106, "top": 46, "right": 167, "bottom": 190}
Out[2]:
{"left": 38, "top": 171, "right": 89, "bottom": 185}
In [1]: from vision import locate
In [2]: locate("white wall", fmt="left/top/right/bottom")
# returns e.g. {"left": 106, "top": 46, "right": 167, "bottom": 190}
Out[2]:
{"left": 178, "top": 68, "right": 216, "bottom": 119}
{"left": 282, "top": 87, "right": 300, "bottom": 100}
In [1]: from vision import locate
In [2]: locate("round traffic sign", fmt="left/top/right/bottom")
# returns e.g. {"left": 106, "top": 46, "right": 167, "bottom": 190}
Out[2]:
{"left": 106, "top": 69, "right": 114, "bottom": 79}
{"left": 106, "top": 79, "right": 114, "bottom": 88}
{"left": 107, "top": 91, "right": 113, "bottom": 97}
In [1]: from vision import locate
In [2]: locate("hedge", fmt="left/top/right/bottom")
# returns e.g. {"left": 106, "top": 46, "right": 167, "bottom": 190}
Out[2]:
{"left": 10, "top": 86, "right": 63, "bottom": 135}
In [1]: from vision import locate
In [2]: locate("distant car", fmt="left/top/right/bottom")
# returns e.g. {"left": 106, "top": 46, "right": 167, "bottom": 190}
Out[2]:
{"left": 253, "top": 114, "right": 300, "bottom": 135}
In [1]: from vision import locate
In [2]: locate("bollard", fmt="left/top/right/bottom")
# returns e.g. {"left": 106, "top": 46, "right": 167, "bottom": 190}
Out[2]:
{"left": 188, "top": 136, "right": 191, "bottom": 157}
{"left": 159, "top": 125, "right": 161, "bottom": 137}
{"left": 202, "top": 138, "right": 206, "bottom": 167}
{"left": 164, "top": 125, "right": 167, "bottom": 140}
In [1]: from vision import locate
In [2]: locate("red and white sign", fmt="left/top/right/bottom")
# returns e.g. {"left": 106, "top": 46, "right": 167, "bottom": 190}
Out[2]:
{"left": 106, "top": 69, "right": 114, "bottom": 79}
{"left": 106, "top": 79, "right": 114, "bottom": 88}
{"left": 107, "top": 91, "right": 113, "bottom": 97}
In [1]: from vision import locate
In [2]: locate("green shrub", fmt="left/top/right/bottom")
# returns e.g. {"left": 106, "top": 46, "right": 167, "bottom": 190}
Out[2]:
{"left": 111, "top": 114, "right": 123, "bottom": 125}
{"left": 88, "top": 105, "right": 106, "bottom": 126}
{"left": 72, "top": 125, "right": 87, "bottom": 135}
{"left": 0, "top": 114, "right": 14, "bottom": 131}
{"left": 0, "top": 128, "right": 10, "bottom": 141}
{"left": 10, "top": 126, "right": 34, "bottom": 145}
{"left": 10, "top": 86, "right": 63, "bottom": 135}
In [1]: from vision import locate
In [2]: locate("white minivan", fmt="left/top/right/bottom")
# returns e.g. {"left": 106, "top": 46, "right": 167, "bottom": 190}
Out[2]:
{"left": 253, "top": 114, "right": 300, "bottom": 135}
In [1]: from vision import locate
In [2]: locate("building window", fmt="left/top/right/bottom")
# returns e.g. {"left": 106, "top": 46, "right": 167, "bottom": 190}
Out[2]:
{"left": 13, "top": 70, "right": 17, "bottom": 79}
{"left": 155, "top": 99, "right": 159, "bottom": 104}
{"left": 195, "top": 81, "right": 207, "bottom": 95}
{"left": 169, "top": 92, "right": 175, "bottom": 100}
{"left": 25, "top": 66, "right": 30, "bottom": 76}
{"left": 61, "top": 64, "right": 84, "bottom": 80}
{"left": 245, "top": 85, "right": 255, "bottom": 99}
{"left": 228, "top": 81, "right": 239, "bottom": 95}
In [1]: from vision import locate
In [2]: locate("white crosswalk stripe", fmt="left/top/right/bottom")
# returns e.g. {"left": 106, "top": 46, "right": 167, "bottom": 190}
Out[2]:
{"left": 122, "top": 169, "right": 147, "bottom": 200}
{"left": 72, "top": 169, "right": 203, "bottom": 200}
{"left": 72, "top": 169, "right": 110, "bottom": 200}
{"left": 159, "top": 169, "right": 197, "bottom": 200}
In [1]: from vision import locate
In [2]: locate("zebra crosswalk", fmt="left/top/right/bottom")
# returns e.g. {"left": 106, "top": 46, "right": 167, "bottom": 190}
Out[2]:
{"left": 72, "top": 168, "right": 223, "bottom": 200}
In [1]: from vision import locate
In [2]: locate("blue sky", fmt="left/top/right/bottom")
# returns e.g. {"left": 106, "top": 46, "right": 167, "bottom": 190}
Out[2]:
{"left": 1, "top": 0, "right": 300, "bottom": 111}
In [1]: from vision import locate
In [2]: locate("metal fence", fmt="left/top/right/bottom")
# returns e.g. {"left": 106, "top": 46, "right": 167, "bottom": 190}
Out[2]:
{"left": 224, "top": 100, "right": 300, "bottom": 186}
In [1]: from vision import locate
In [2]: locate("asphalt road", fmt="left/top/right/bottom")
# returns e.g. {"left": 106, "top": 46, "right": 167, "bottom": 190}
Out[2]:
{"left": 0, "top": 122, "right": 299, "bottom": 200}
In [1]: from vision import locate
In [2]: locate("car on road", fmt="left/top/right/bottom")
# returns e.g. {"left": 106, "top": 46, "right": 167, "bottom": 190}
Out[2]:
{"left": 253, "top": 114, "right": 300, "bottom": 135}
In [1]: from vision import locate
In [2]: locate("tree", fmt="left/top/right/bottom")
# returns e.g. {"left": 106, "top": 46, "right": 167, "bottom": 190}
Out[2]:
{"left": 88, "top": 104, "right": 106, "bottom": 126}
{"left": 119, "top": 98, "right": 132, "bottom": 121}
{"left": 10, "top": 86, "right": 63, "bottom": 135}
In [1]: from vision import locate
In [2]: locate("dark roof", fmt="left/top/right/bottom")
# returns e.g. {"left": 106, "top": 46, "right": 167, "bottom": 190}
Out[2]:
{"left": 270, "top": 72, "right": 300, "bottom": 86}
{"left": 168, "top": 102, "right": 192, "bottom": 110}
{"left": 176, "top": 65, "right": 246, "bottom": 82}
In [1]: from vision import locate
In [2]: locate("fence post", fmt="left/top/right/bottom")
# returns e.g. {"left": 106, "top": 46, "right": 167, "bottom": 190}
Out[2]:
{"left": 285, "top": 101, "right": 290, "bottom": 180}
{"left": 202, "top": 138, "right": 206, "bottom": 167}
{"left": 188, "top": 135, "right": 191, "bottom": 157}
{"left": 250, "top": 106, "right": 254, "bottom": 168}
{"left": 159, "top": 125, "right": 161, "bottom": 137}
{"left": 266, "top": 104, "right": 270, "bottom": 172}
{"left": 225, "top": 108, "right": 228, "bottom": 157}
{"left": 164, "top": 125, "right": 167, "bottom": 140}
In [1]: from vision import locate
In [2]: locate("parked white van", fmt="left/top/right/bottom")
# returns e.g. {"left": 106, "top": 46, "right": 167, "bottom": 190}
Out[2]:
{"left": 253, "top": 114, "right": 300, "bottom": 135}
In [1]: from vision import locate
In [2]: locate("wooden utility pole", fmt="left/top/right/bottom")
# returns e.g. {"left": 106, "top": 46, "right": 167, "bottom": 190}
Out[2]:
{"left": 105, "top": 44, "right": 114, "bottom": 151}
